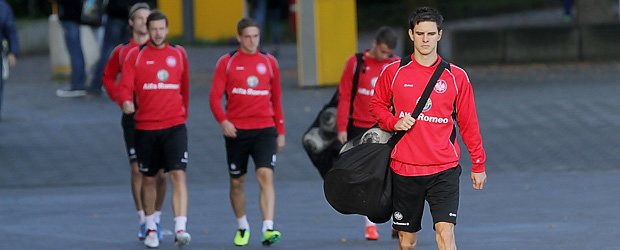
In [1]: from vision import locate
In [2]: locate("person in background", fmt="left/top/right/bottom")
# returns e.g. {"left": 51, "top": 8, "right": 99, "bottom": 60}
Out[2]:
{"left": 101, "top": 2, "right": 168, "bottom": 242}
{"left": 116, "top": 10, "right": 191, "bottom": 248}
{"left": 209, "top": 18, "right": 285, "bottom": 247}
{"left": 88, "top": 0, "right": 139, "bottom": 95}
{"left": 0, "top": 0, "right": 18, "bottom": 119}
{"left": 336, "top": 26, "right": 400, "bottom": 241}
{"left": 56, "top": 0, "right": 87, "bottom": 97}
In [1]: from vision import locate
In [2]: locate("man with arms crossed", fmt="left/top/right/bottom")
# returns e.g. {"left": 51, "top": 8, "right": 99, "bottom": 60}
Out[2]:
{"left": 101, "top": 3, "right": 167, "bottom": 242}
{"left": 117, "top": 10, "right": 191, "bottom": 248}
{"left": 336, "top": 26, "right": 399, "bottom": 241}
{"left": 369, "top": 7, "right": 487, "bottom": 250}
{"left": 209, "top": 18, "right": 285, "bottom": 247}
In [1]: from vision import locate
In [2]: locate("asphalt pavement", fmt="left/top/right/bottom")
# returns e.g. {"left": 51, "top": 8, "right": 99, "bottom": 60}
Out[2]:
{"left": 1, "top": 40, "right": 619, "bottom": 249}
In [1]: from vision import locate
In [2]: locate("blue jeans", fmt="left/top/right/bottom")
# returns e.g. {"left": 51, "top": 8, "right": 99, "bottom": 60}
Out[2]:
{"left": 0, "top": 66, "right": 3, "bottom": 118}
{"left": 252, "top": 0, "right": 281, "bottom": 45}
{"left": 90, "top": 17, "right": 129, "bottom": 92}
{"left": 61, "top": 21, "right": 86, "bottom": 90}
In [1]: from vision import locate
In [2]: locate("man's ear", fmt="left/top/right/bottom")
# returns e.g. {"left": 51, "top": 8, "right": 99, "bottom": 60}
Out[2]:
{"left": 408, "top": 29, "right": 415, "bottom": 42}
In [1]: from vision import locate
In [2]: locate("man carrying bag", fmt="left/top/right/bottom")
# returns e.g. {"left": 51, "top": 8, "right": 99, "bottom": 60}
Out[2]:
{"left": 324, "top": 52, "right": 447, "bottom": 223}
{"left": 370, "top": 7, "right": 487, "bottom": 250}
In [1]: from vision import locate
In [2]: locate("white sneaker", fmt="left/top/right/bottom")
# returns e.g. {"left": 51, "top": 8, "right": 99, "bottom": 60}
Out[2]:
{"left": 144, "top": 229, "right": 159, "bottom": 248}
{"left": 56, "top": 87, "right": 86, "bottom": 98}
{"left": 174, "top": 230, "right": 191, "bottom": 247}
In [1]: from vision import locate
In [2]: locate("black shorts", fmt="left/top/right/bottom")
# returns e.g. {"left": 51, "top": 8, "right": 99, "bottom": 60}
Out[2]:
{"left": 121, "top": 113, "right": 137, "bottom": 162}
{"left": 392, "top": 165, "right": 462, "bottom": 232}
{"left": 136, "top": 124, "right": 188, "bottom": 177}
{"left": 224, "top": 127, "right": 277, "bottom": 178}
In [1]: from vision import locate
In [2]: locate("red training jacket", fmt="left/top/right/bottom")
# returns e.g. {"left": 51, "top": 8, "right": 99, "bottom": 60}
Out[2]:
{"left": 209, "top": 48, "right": 285, "bottom": 134}
{"left": 337, "top": 50, "right": 399, "bottom": 132}
{"left": 116, "top": 42, "right": 189, "bottom": 130}
{"left": 101, "top": 38, "right": 141, "bottom": 102}
{"left": 369, "top": 55, "right": 486, "bottom": 176}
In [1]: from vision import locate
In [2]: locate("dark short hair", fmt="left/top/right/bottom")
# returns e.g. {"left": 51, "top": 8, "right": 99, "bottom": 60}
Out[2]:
{"left": 408, "top": 7, "right": 443, "bottom": 31}
{"left": 146, "top": 10, "right": 168, "bottom": 29}
{"left": 374, "top": 26, "right": 398, "bottom": 49}
{"left": 129, "top": 2, "right": 151, "bottom": 20}
{"left": 237, "top": 18, "right": 259, "bottom": 35}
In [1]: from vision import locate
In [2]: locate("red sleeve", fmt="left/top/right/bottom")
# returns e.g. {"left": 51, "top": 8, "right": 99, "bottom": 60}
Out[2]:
{"left": 179, "top": 47, "right": 190, "bottom": 118}
{"left": 269, "top": 55, "right": 285, "bottom": 134}
{"left": 116, "top": 48, "right": 137, "bottom": 108}
{"left": 209, "top": 54, "right": 230, "bottom": 124}
{"left": 102, "top": 45, "right": 122, "bottom": 101}
{"left": 453, "top": 65, "right": 486, "bottom": 172}
{"left": 336, "top": 55, "right": 356, "bottom": 133}
{"left": 369, "top": 64, "right": 400, "bottom": 131}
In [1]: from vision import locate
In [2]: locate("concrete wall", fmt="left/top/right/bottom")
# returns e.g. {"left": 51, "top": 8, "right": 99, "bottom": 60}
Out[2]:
{"left": 450, "top": 23, "right": 620, "bottom": 65}
{"left": 15, "top": 19, "right": 49, "bottom": 55}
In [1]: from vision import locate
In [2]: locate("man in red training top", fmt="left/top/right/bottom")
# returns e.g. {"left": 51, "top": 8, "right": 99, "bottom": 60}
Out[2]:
{"left": 336, "top": 26, "right": 400, "bottom": 241}
{"left": 369, "top": 7, "right": 487, "bottom": 250}
{"left": 100, "top": 3, "right": 167, "bottom": 242}
{"left": 209, "top": 18, "right": 285, "bottom": 247}
{"left": 116, "top": 10, "right": 191, "bottom": 248}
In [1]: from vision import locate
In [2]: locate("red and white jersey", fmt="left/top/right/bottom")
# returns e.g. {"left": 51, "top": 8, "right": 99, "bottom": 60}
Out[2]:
{"left": 369, "top": 54, "right": 486, "bottom": 176}
{"left": 101, "top": 38, "right": 141, "bottom": 102}
{"left": 117, "top": 42, "right": 189, "bottom": 130}
{"left": 337, "top": 50, "right": 399, "bottom": 132}
{"left": 209, "top": 48, "right": 285, "bottom": 134}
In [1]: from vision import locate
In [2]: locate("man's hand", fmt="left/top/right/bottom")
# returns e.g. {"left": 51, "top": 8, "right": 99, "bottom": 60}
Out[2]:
{"left": 337, "top": 131, "right": 348, "bottom": 144}
{"left": 122, "top": 101, "right": 135, "bottom": 114}
{"left": 394, "top": 114, "right": 416, "bottom": 131}
{"left": 276, "top": 134, "right": 285, "bottom": 152}
{"left": 220, "top": 120, "right": 237, "bottom": 138}
{"left": 471, "top": 171, "right": 487, "bottom": 190}
{"left": 7, "top": 53, "right": 16, "bottom": 69}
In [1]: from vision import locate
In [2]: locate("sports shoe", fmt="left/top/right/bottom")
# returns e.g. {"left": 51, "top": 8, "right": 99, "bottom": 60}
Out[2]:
{"left": 156, "top": 223, "right": 163, "bottom": 241}
{"left": 174, "top": 230, "right": 191, "bottom": 247}
{"left": 392, "top": 228, "right": 399, "bottom": 239}
{"left": 144, "top": 229, "right": 159, "bottom": 248}
{"left": 56, "top": 87, "right": 87, "bottom": 98}
{"left": 365, "top": 225, "right": 379, "bottom": 240}
{"left": 138, "top": 223, "right": 147, "bottom": 241}
{"left": 234, "top": 229, "right": 250, "bottom": 246}
{"left": 261, "top": 230, "right": 281, "bottom": 246}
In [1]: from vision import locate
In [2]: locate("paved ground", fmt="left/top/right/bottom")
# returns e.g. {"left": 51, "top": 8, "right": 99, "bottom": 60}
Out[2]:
{"left": 1, "top": 39, "right": 620, "bottom": 249}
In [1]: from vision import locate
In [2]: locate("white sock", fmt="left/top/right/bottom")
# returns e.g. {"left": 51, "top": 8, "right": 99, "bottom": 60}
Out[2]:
{"left": 365, "top": 216, "right": 376, "bottom": 227}
{"left": 174, "top": 216, "right": 187, "bottom": 232}
{"left": 237, "top": 215, "right": 249, "bottom": 230}
{"left": 154, "top": 211, "right": 162, "bottom": 224}
{"left": 262, "top": 220, "right": 274, "bottom": 233}
{"left": 145, "top": 214, "right": 157, "bottom": 230}
{"left": 138, "top": 210, "right": 146, "bottom": 224}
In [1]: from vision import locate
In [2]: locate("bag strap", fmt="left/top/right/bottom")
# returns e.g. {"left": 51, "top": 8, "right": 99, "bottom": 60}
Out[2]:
{"left": 326, "top": 53, "right": 364, "bottom": 108}
{"left": 348, "top": 52, "right": 365, "bottom": 115}
{"left": 387, "top": 58, "right": 449, "bottom": 147}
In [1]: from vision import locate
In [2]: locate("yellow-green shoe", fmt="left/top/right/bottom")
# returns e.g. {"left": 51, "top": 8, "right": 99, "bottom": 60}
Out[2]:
{"left": 261, "top": 230, "right": 281, "bottom": 246}
{"left": 234, "top": 229, "right": 250, "bottom": 246}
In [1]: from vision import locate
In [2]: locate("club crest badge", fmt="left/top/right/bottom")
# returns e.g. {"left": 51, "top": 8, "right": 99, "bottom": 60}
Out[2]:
{"left": 434, "top": 79, "right": 447, "bottom": 93}
{"left": 394, "top": 211, "right": 403, "bottom": 221}
{"left": 371, "top": 77, "right": 378, "bottom": 88}
{"left": 256, "top": 63, "right": 267, "bottom": 75}
{"left": 157, "top": 69, "right": 169, "bottom": 81}
{"left": 416, "top": 97, "right": 432, "bottom": 112}
{"left": 247, "top": 75, "right": 259, "bottom": 88}
{"left": 166, "top": 56, "right": 177, "bottom": 67}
